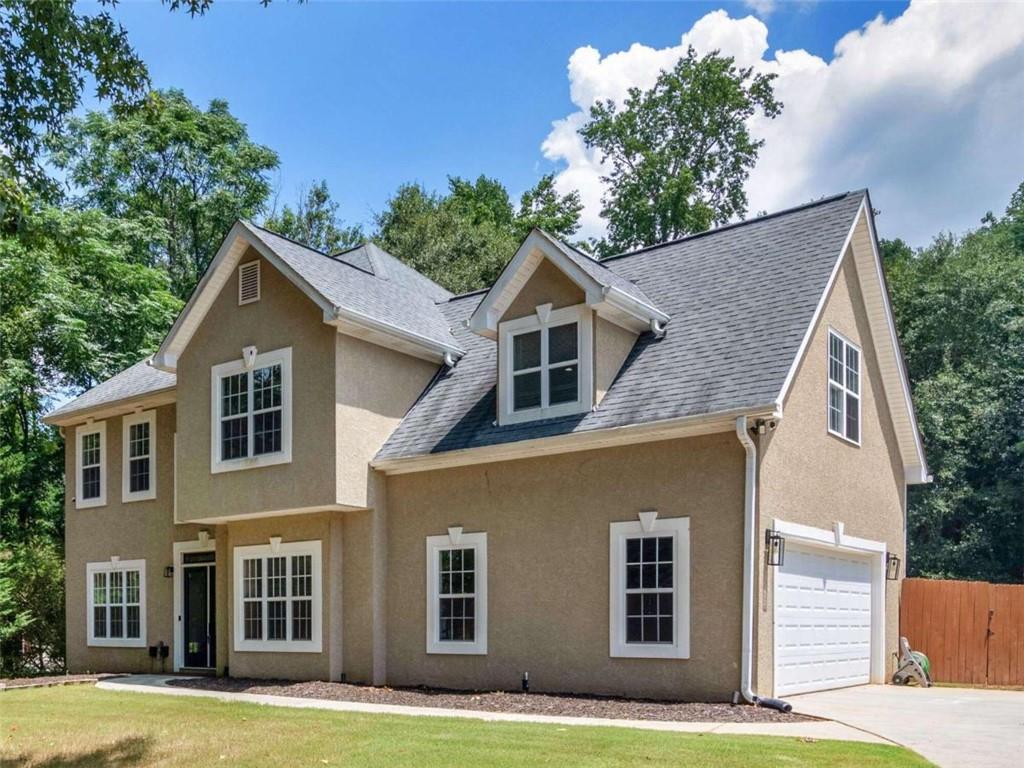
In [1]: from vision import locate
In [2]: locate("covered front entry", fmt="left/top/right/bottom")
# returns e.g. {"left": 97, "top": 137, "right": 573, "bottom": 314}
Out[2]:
{"left": 771, "top": 520, "right": 886, "bottom": 697}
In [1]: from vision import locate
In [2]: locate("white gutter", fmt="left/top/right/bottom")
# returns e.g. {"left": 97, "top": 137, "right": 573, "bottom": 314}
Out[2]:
{"left": 735, "top": 415, "right": 759, "bottom": 705}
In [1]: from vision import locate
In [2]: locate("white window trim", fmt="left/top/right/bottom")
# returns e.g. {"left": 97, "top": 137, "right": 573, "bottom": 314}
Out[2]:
{"left": 498, "top": 303, "right": 594, "bottom": 426}
{"left": 210, "top": 346, "right": 292, "bottom": 474}
{"left": 609, "top": 514, "right": 689, "bottom": 659}
{"left": 86, "top": 559, "right": 146, "bottom": 647}
{"left": 238, "top": 260, "right": 261, "bottom": 305}
{"left": 232, "top": 539, "right": 322, "bottom": 653}
{"left": 75, "top": 421, "right": 106, "bottom": 509}
{"left": 827, "top": 327, "right": 862, "bottom": 446}
{"left": 122, "top": 410, "right": 156, "bottom": 503}
{"left": 425, "top": 530, "right": 487, "bottom": 655}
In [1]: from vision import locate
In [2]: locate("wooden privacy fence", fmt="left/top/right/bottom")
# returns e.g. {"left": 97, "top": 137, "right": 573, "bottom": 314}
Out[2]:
{"left": 900, "top": 578, "right": 1024, "bottom": 686}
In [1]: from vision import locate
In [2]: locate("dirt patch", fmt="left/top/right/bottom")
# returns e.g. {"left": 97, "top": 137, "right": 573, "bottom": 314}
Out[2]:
{"left": 0, "top": 673, "right": 119, "bottom": 690}
{"left": 167, "top": 677, "right": 809, "bottom": 722}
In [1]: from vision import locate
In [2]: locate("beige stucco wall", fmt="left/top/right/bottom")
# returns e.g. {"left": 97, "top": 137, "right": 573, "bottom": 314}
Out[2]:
{"left": 65, "top": 404, "right": 204, "bottom": 673}
{"left": 341, "top": 509, "right": 374, "bottom": 683}
{"left": 335, "top": 334, "right": 438, "bottom": 508}
{"left": 756, "top": 243, "right": 906, "bottom": 695}
{"left": 176, "top": 250, "right": 338, "bottom": 523}
{"left": 595, "top": 316, "right": 638, "bottom": 405}
{"left": 224, "top": 512, "right": 336, "bottom": 680}
{"left": 503, "top": 258, "right": 585, "bottom": 321}
{"left": 385, "top": 433, "right": 746, "bottom": 700}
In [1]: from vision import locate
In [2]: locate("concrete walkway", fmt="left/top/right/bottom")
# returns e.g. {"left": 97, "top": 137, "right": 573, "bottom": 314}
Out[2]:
{"left": 96, "top": 675, "right": 887, "bottom": 744}
{"left": 790, "top": 684, "right": 1024, "bottom": 768}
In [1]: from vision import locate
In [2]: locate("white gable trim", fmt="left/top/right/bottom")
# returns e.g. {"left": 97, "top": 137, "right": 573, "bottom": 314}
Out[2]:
{"left": 467, "top": 229, "right": 668, "bottom": 339}
{"left": 774, "top": 196, "right": 929, "bottom": 484}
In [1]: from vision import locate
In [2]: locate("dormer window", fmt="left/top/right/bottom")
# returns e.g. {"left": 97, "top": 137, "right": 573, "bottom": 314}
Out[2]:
{"left": 499, "top": 304, "right": 593, "bottom": 425}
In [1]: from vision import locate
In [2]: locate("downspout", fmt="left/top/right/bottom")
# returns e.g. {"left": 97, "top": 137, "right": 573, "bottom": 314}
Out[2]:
{"left": 735, "top": 416, "right": 792, "bottom": 713}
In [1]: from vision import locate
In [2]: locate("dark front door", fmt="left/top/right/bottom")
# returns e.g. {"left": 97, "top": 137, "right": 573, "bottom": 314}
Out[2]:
{"left": 183, "top": 559, "right": 215, "bottom": 669}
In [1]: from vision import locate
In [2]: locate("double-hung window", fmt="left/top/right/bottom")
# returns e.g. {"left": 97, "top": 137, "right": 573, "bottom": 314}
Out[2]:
{"left": 498, "top": 304, "right": 593, "bottom": 425}
{"left": 122, "top": 411, "right": 156, "bottom": 502}
{"left": 233, "top": 540, "right": 321, "bottom": 652}
{"left": 211, "top": 347, "right": 292, "bottom": 473}
{"left": 609, "top": 515, "right": 689, "bottom": 658}
{"left": 827, "top": 330, "right": 861, "bottom": 444}
{"left": 426, "top": 531, "right": 487, "bottom": 654}
{"left": 87, "top": 560, "right": 146, "bottom": 647}
{"left": 76, "top": 422, "right": 106, "bottom": 509}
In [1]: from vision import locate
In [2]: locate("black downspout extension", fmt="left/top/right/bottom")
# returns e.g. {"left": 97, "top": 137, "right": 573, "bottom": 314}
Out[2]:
{"left": 754, "top": 696, "right": 793, "bottom": 713}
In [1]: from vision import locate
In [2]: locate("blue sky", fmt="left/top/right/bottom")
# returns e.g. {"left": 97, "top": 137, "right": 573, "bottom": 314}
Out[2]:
{"left": 89, "top": 1, "right": 1023, "bottom": 246}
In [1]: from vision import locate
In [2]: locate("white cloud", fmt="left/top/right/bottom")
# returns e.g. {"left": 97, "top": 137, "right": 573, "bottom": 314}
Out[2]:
{"left": 542, "top": 3, "right": 1024, "bottom": 245}
{"left": 744, "top": 0, "right": 777, "bottom": 18}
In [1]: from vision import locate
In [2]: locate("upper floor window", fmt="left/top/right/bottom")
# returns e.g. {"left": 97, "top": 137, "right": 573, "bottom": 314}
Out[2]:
{"left": 87, "top": 559, "right": 146, "bottom": 647}
{"left": 498, "top": 304, "right": 593, "bottom": 425}
{"left": 609, "top": 515, "right": 689, "bottom": 659}
{"left": 828, "top": 330, "right": 861, "bottom": 445}
{"left": 210, "top": 347, "right": 292, "bottom": 474}
{"left": 122, "top": 411, "right": 156, "bottom": 502}
{"left": 426, "top": 531, "right": 487, "bottom": 655}
{"left": 232, "top": 540, "right": 322, "bottom": 652}
{"left": 76, "top": 422, "right": 106, "bottom": 509}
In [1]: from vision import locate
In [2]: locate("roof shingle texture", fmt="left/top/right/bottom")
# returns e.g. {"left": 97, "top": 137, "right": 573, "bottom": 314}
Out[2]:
{"left": 542, "top": 231, "right": 659, "bottom": 311}
{"left": 243, "top": 224, "right": 459, "bottom": 351}
{"left": 377, "top": 192, "right": 865, "bottom": 460}
{"left": 46, "top": 359, "right": 175, "bottom": 421}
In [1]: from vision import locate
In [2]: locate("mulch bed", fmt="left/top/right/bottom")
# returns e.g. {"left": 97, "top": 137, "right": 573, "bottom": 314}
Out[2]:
{"left": 0, "top": 673, "right": 120, "bottom": 690}
{"left": 168, "top": 677, "right": 809, "bottom": 722}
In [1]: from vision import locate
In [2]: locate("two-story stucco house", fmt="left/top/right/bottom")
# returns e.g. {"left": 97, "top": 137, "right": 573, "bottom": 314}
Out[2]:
{"left": 45, "top": 189, "right": 928, "bottom": 701}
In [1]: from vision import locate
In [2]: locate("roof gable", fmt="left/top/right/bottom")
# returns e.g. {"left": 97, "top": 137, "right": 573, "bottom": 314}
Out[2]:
{"left": 152, "top": 222, "right": 463, "bottom": 371}
{"left": 467, "top": 229, "right": 668, "bottom": 339}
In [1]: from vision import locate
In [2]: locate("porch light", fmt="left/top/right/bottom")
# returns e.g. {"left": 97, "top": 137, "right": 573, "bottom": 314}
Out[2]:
{"left": 764, "top": 530, "right": 785, "bottom": 567}
{"left": 886, "top": 553, "right": 901, "bottom": 580}
{"left": 164, "top": 565, "right": 174, "bottom": 578}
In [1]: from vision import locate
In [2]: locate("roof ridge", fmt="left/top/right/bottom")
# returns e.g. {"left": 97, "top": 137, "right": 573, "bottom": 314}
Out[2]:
{"left": 600, "top": 190, "right": 865, "bottom": 263}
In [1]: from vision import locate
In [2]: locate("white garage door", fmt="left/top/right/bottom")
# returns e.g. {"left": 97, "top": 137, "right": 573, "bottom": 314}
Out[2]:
{"left": 774, "top": 543, "right": 874, "bottom": 696}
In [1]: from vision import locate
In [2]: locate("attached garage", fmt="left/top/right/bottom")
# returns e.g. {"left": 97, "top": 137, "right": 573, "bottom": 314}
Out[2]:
{"left": 771, "top": 522, "right": 887, "bottom": 697}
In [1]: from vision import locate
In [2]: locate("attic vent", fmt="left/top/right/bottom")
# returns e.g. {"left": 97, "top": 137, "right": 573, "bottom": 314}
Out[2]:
{"left": 238, "top": 261, "right": 260, "bottom": 305}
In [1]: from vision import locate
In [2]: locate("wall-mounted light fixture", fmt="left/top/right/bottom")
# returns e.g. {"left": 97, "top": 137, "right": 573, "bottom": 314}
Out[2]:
{"left": 886, "top": 553, "right": 901, "bottom": 581}
{"left": 765, "top": 529, "right": 785, "bottom": 567}
{"left": 164, "top": 565, "right": 174, "bottom": 578}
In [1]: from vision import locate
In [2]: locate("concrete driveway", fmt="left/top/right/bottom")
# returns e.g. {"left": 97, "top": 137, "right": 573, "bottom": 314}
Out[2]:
{"left": 789, "top": 684, "right": 1024, "bottom": 767}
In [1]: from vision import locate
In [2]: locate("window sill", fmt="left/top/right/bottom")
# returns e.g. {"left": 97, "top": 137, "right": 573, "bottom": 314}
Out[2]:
{"left": 233, "top": 639, "right": 322, "bottom": 654}
{"left": 76, "top": 498, "right": 106, "bottom": 510}
{"left": 827, "top": 427, "right": 862, "bottom": 447}
{"left": 122, "top": 492, "right": 156, "bottom": 504}
{"left": 88, "top": 637, "right": 147, "bottom": 648}
{"left": 500, "top": 401, "right": 589, "bottom": 426}
{"left": 610, "top": 643, "right": 689, "bottom": 660}
{"left": 211, "top": 451, "right": 291, "bottom": 475}
{"left": 427, "top": 641, "right": 487, "bottom": 655}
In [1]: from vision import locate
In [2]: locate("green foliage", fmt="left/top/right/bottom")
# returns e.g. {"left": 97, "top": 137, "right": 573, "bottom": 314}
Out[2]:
{"left": 0, "top": 0, "right": 148, "bottom": 201}
{"left": 0, "top": 539, "right": 65, "bottom": 675}
{"left": 883, "top": 183, "right": 1024, "bottom": 583}
{"left": 373, "top": 174, "right": 582, "bottom": 293}
{"left": 49, "top": 89, "right": 279, "bottom": 299}
{"left": 580, "top": 47, "right": 781, "bottom": 255}
{"left": 264, "top": 180, "right": 364, "bottom": 253}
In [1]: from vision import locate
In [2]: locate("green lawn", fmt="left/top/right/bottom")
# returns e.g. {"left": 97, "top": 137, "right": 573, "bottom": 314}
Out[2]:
{"left": 0, "top": 686, "right": 930, "bottom": 767}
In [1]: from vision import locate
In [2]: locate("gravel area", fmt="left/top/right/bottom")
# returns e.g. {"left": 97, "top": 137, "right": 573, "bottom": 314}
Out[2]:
{"left": 167, "top": 677, "right": 809, "bottom": 722}
{"left": 0, "top": 673, "right": 118, "bottom": 690}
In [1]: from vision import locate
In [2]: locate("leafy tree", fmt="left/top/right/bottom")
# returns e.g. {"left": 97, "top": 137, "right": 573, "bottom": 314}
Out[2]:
{"left": 49, "top": 89, "right": 279, "bottom": 299}
{"left": 580, "top": 47, "right": 781, "bottom": 255}
{"left": 0, "top": 0, "right": 148, "bottom": 204}
{"left": 884, "top": 183, "right": 1024, "bottom": 583}
{"left": 264, "top": 180, "right": 363, "bottom": 253}
{"left": 374, "top": 174, "right": 583, "bottom": 293}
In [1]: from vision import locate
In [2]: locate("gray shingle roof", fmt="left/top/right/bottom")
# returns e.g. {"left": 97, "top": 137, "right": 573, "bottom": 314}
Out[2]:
{"left": 332, "top": 242, "right": 453, "bottom": 302}
{"left": 46, "top": 359, "right": 175, "bottom": 422}
{"left": 244, "top": 224, "right": 460, "bottom": 353}
{"left": 376, "top": 191, "right": 866, "bottom": 460}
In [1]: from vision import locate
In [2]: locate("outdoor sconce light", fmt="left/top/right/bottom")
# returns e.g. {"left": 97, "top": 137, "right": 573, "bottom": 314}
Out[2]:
{"left": 886, "top": 553, "right": 901, "bottom": 580}
{"left": 164, "top": 565, "right": 174, "bottom": 578}
{"left": 765, "top": 529, "right": 785, "bottom": 567}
